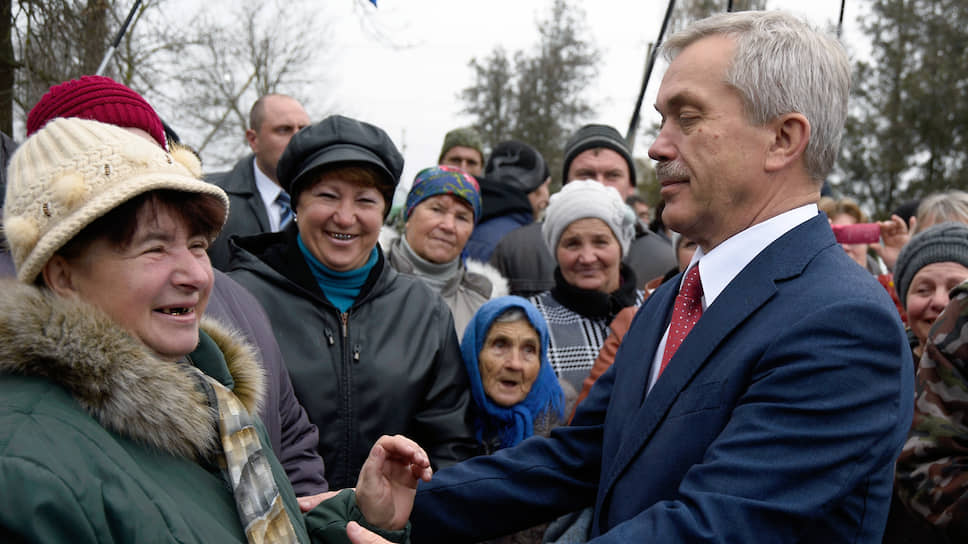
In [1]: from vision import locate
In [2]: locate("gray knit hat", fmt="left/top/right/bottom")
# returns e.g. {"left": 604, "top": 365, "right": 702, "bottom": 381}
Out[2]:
{"left": 4, "top": 117, "right": 228, "bottom": 284}
{"left": 542, "top": 179, "right": 636, "bottom": 257}
{"left": 894, "top": 222, "right": 968, "bottom": 308}
{"left": 561, "top": 124, "right": 636, "bottom": 185}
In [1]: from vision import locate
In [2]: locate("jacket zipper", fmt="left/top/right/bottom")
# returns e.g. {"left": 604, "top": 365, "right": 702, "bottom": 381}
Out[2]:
{"left": 340, "top": 311, "right": 353, "bottom": 485}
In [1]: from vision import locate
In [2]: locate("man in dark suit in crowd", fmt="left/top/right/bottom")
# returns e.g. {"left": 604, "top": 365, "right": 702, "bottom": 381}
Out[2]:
{"left": 410, "top": 11, "right": 913, "bottom": 543}
{"left": 208, "top": 93, "right": 310, "bottom": 269}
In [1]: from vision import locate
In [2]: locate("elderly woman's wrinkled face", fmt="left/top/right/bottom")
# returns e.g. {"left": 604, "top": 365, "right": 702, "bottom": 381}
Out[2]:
{"left": 907, "top": 262, "right": 968, "bottom": 347}
{"left": 296, "top": 173, "right": 386, "bottom": 272}
{"left": 44, "top": 204, "right": 213, "bottom": 362}
{"left": 479, "top": 319, "right": 541, "bottom": 408}
{"left": 405, "top": 194, "right": 475, "bottom": 264}
{"left": 556, "top": 218, "right": 622, "bottom": 293}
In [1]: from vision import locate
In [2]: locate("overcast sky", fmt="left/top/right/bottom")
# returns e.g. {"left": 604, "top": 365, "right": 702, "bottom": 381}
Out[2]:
{"left": 300, "top": 1, "right": 864, "bottom": 195}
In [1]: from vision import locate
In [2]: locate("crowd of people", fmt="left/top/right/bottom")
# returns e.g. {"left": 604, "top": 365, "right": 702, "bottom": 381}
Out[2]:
{"left": 1, "top": 8, "right": 966, "bottom": 544}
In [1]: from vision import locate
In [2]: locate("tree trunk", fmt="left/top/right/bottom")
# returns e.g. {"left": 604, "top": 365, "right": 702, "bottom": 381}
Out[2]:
{"left": 0, "top": 0, "right": 13, "bottom": 135}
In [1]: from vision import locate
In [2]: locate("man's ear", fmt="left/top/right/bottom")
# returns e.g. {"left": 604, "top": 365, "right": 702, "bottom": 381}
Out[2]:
{"left": 41, "top": 255, "right": 78, "bottom": 297}
{"left": 244, "top": 128, "right": 258, "bottom": 152}
{"left": 764, "top": 113, "right": 810, "bottom": 173}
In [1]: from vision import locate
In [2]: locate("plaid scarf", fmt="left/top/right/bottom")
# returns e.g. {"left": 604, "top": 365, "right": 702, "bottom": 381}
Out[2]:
{"left": 195, "top": 369, "right": 299, "bottom": 544}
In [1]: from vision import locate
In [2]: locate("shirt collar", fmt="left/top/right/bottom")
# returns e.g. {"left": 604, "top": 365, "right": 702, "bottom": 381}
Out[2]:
{"left": 253, "top": 157, "right": 284, "bottom": 210}
{"left": 685, "top": 203, "right": 818, "bottom": 309}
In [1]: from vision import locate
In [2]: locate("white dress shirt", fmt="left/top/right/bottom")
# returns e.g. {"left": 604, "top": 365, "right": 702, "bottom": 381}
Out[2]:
{"left": 647, "top": 204, "right": 819, "bottom": 392}
{"left": 253, "top": 157, "right": 288, "bottom": 232}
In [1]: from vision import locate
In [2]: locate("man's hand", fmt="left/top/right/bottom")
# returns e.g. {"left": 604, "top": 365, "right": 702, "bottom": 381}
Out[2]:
{"left": 356, "top": 434, "right": 433, "bottom": 530}
{"left": 347, "top": 521, "right": 393, "bottom": 544}
{"left": 297, "top": 490, "right": 341, "bottom": 513}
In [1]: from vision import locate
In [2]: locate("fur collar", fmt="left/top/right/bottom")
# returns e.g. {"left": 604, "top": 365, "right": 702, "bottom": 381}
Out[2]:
{"left": 380, "top": 225, "right": 510, "bottom": 299}
{"left": 465, "top": 259, "right": 509, "bottom": 299}
{"left": 0, "top": 280, "right": 264, "bottom": 461}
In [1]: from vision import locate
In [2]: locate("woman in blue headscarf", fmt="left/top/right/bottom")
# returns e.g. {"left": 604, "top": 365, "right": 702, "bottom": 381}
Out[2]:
{"left": 461, "top": 296, "right": 565, "bottom": 452}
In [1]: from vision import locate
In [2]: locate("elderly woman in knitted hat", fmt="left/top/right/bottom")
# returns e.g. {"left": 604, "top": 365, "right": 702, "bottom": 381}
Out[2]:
{"left": 528, "top": 179, "right": 642, "bottom": 392}
{"left": 227, "top": 115, "right": 479, "bottom": 491}
{"left": 0, "top": 117, "right": 431, "bottom": 543}
{"left": 894, "top": 222, "right": 968, "bottom": 359}
{"left": 380, "top": 165, "right": 508, "bottom": 337}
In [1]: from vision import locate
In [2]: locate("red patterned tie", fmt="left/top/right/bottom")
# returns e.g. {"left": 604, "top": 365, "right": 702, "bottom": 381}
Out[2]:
{"left": 659, "top": 265, "right": 703, "bottom": 375}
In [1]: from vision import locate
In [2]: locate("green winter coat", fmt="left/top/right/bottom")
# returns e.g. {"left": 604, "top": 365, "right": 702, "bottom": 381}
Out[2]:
{"left": 0, "top": 280, "right": 406, "bottom": 543}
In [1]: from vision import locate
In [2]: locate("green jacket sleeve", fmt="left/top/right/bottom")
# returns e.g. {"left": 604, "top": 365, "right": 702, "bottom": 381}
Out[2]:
{"left": 304, "top": 489, "right": 410, "bottom": 544}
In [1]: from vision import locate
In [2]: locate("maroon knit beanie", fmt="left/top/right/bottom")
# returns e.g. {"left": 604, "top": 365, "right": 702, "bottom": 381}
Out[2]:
{"left": 26, "top": 75, "right": 167, "bottom": 150}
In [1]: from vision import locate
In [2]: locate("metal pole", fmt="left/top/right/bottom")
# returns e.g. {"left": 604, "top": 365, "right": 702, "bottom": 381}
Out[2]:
{"left": 95, "top": 0, "right": 143, "bottom": 76}
{"left": 837, "top": 0, "right": 847, "bottom": 38}
{"left": 626, "top": 0, "right": 677, "bottom": 148}
{"left": 727, "top": 0, "right": 734, "bottom": 12}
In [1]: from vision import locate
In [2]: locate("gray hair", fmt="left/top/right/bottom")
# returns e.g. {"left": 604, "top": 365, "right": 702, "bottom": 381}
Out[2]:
{"left": 914, "top": 190, "right": 968, "bottom": 234}
{"left": 493, "top": 308, "right": 528, "bottom": 324}
{"left": 661, "top": 11, "right": 850, "bottom": 182}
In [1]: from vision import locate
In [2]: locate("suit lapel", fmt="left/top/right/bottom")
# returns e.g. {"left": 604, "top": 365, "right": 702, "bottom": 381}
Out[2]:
{"left": 597, "top": 214, "right": 836, "bottom": 505}
{"left": 244, "top": 158, "right": 273, "bottom": 231}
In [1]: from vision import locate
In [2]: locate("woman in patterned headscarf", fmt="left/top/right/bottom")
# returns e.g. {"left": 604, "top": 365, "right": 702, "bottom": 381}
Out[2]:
{"left": 381, "top": 165, "right": 508, "bottom": 338}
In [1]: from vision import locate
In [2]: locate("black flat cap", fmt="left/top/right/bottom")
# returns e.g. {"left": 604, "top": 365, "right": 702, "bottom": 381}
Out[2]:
{"left": 277, "top": 114, "right": 404, "bottom": 199}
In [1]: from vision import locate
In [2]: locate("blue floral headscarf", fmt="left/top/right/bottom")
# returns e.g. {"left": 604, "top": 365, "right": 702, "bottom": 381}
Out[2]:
{"left": 461, "top": 296, "right": 565, "bottom": 449}
{"left": 405, "top": 165, "right": 481, "bottom": 224}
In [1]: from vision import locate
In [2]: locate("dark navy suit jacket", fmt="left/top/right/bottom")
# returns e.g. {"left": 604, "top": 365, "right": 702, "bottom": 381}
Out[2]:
{"left": 411, "top": 213, "right": 914, "bottom": 543}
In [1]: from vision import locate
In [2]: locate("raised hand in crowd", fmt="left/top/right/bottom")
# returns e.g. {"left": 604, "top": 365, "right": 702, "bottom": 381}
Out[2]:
{"left": 871, "top": 213, "right": 914, "bottom": 271}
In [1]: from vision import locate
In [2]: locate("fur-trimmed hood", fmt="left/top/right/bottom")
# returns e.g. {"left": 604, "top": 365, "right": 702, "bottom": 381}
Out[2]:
{"left": 0, "top": 279, "right": 264, "bottom": 461}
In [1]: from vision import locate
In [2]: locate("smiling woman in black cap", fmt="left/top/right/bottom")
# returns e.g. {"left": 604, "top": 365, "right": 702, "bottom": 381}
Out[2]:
{"left": 227, "top": 115, "right": 479, "bottom": 491}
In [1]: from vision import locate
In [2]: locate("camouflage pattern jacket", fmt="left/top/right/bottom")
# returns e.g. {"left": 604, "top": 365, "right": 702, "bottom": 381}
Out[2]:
{"left": 896, "top": 280, "right": 968, "bottom": 540}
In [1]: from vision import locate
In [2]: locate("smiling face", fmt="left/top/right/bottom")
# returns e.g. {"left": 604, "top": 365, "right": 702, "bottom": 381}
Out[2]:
{"left": 405, "top": 194, "right": 475, "bottom": 264}
{"left": 478, "top": 319, "right": 542, "bottom": 408}
{"left": 295, "top": 170, "right": 386, "bottom": 272}
{"left": 43, "top": 202, "right": 214, "bottom": 362}
{"left": 648, "top": 35, "right": 780, "bottom": 251}
{"left": 556, "top": 218, "right": 622, "bottom": 294}
{"left": 906, "top": 261, "right": 968, "bottom": 347}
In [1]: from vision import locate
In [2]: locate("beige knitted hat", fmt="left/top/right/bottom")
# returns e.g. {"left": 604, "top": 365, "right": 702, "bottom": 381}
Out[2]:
{"left": 4, "top": 117, "right": 229, "bottom": 284}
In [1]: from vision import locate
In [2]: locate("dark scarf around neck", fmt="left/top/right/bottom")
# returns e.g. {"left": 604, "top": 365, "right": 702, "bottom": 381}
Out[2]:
{"left": 551, "top": 263, "right": 639, "bottom": 319}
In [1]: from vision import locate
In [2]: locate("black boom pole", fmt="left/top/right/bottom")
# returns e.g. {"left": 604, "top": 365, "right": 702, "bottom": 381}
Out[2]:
{"left": 96, "top": 0, "right": 143, "bottom": 76}
{"left": 626, "top": 0, "right": 677, "bottom": 148}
